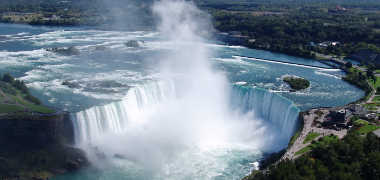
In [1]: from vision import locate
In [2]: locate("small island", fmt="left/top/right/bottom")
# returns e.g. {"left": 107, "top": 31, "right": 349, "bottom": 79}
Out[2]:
{"left": 283, "top": 76, "right": 310, "bottom": 91}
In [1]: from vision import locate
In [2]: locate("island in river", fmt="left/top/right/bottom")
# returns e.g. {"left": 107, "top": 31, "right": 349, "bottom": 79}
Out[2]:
{"left": 283, "top": 76, "right": 310, "bottom": 91}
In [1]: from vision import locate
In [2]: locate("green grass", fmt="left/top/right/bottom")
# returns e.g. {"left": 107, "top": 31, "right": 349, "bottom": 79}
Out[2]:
{"left": 303, "top": 132, "right": 321, "bottom": 144}
{"left": 289, "top": 131, "right": 301, "bottom": 147}
{"left": 373, "top": 96, "right": 380, "bottom": 102}
{"left": 0, "top": 85, "right": 55, "bottom": 114}
{"left": 369, "top": 76, "right": 380, "bottom": 89}
{"left": 295, "top": 135, "right": 339, "bottom": 156}
{"left": 28, "top": 104, "right": 55, "bottom": 114}
{"left": 295, "top": 146, "right": 312, "bottom": 156}
{"left": 0, "top": 104, "right": 24, "bottom": 113}
{"left": 356, "top": 125, "right": 380, "bottom": 135}
{"left": 348, "top": 67, "right": 361, "bottom": 73}
{"left": 314, "top": 135, "right": 339, "bottom": 147}
{"left": 354, "top": 119, "right": 370, "bottom": 126}
{"left": 364, "top": 103, "right": 380, "bottom": 111}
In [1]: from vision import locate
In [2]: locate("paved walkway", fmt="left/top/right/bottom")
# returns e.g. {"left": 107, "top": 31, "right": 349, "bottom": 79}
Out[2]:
{"left": 281, "top": 109, "right": 348, "bottom": 160}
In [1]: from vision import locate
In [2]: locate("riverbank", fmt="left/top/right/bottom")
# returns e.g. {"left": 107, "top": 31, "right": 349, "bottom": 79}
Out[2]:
{"left": 282, "top": 64, "right": 377, "bottom": 157}
{"left": 246, "top": 62, "right": 380, "bottom": 178}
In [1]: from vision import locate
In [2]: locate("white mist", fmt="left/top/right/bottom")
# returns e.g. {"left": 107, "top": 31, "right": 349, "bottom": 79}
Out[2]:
{"left": 72, "top": 0, "right": 297, "bottom": 179}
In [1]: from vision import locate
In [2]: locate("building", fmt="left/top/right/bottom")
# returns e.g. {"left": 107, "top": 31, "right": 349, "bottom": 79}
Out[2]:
{"left": 349, "top": 104, "right": 368, "bottom": 116}
{"left": 322, "top": 109, "right": 351, "bottom": 129}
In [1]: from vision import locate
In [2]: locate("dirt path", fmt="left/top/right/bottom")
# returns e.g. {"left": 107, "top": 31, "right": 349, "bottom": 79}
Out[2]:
{"left": 364, "top": 80, "right": 376, "bottom": 104}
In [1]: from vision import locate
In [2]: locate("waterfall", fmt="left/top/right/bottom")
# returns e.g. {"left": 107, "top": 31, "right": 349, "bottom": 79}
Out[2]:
{"left": 72, "top": 80, "right": 299, "bottom": 149}
{"left": 73, "top": 80, "right": 177, "bottom": 143}
{"left": 230, "top": 86, "right": 300, "bottom": 141}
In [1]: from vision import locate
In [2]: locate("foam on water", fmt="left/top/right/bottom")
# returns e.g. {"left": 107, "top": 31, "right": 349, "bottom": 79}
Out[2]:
{"left": 71, "top": 80, "right": 299, "bottom": 179}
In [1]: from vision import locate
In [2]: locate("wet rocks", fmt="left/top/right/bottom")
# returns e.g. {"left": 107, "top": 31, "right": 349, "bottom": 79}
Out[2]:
{"left": 46, "top": 46, "right": 80, "bottom": 56}
{"left": 124, "top": 40, "right": 141, "bottom": 48}
{"left": 62, "top": 80, "right": 80, "bottom": 89}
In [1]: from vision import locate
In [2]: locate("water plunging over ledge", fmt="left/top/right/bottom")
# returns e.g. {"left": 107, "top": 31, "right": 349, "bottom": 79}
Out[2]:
{"left": 69, "top": 80, "right": 299, "bottom": 180}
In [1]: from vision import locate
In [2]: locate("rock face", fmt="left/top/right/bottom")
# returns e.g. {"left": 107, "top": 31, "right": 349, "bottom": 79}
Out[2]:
{"left": 46, "top": 46, "right": 80, "bottom": 56}
{"left": 125, "top": 40, "right": 141, "bottom": 48}
{"left": 0, "top": 112, "right": 74, "bottom": 147}
{"left": 62, "top": 80, "right": 81, "bottom": 89}
{"left": 0, "top": 112, "right": 87, "bottom": 179}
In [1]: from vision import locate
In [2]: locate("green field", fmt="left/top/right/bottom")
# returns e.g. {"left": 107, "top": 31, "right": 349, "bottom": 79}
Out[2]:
{"left": 364, "top": 103, "right": 380, "bottom": 111}
{"left": 369, "top": 76, "right": 380, "bottom": 89}
{"left": 356, "top": 125, "right": 380, "bottom": 134}
{"left": 303, "top": 132, "right": 320, "bottom": 144}
{"left": 354, "top": 119, "right": 370, "bottom": 126}
{"left": 295, "top": 135, "right": 339, "bottom": 156}
{"left": 0, "top": 74, "right": 55, "bottom": 114}
{"left": 295, "top": 146, "right": 311, "bottom": 156}
{"left": 373, "top": 96, "right": 380, "bottom": 102}
{"left": 289, "top": 131, "right": 300, "bottom": 146}
{"left": 10, "top": 93, "right": 55, "bottom": 114}
{"left": 0, "top": 104, "right": 25, "bottom": 113}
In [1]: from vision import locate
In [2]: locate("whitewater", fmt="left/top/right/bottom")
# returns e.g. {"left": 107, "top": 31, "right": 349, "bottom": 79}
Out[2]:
{"left": 0, "top": 0, "right": 365, "bottom": 179}
{"left": 67, "top": 1, "right": 301, "bottom": 178}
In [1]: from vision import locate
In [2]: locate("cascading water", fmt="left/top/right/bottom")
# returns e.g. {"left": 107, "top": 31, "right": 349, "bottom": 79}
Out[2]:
{"left": 68, "top": 0, "right": 300, "bottom": 179}
{"left": 74, "top": 82, "right": 299, "bottom": 150}
{"left": 73, "top": 80, "right": 177, "bottom": 143}
{"left": 230, "top": 86, "right": 299, "bottom": 149}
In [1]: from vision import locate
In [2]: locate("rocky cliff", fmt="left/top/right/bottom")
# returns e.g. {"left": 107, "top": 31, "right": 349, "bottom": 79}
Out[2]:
{"left": 0, "top": 112, "right": 74, "bottom": 147}
{"left": 0, "top": 112, "right": 87, "bottom": 180}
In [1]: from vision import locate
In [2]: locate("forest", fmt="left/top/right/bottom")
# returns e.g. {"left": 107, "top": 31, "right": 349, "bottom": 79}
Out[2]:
{"left": 206, "top": 0, "right": 380, "bottom": 60}
{"left": 245, "top": 132, "right": 380, "bottom": 180}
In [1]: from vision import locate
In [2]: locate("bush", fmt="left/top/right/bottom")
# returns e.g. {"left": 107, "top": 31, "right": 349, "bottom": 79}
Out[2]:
{"left": 2, "top": 73, "right": 14, "bottom": 83}
{"left": 25, "top": 94, "right": 41, "bottom": 105}
{"left": 247, "top": 133, "right": 380, "bottom": 180}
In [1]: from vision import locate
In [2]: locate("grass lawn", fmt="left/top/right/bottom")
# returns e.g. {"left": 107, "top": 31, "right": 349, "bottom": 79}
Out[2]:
{"left": 28, "top": 104, "right": 55, "bottom": 114}
{"left": 295, "top": 135, "right": 339, "bottom": 156}
{"left": 1, "top": 89, "right": 55, "bottom": 114}
{"left": 356, "top": 125, "right": 380, "bottom": 135}
{"left": 364, "top": 103, "right": 380, "bottom": 111}
{"left": 10, "top": 93, "right": 55, "bottom": 114}
{"left": 373, "top": 96, "right": 380, "bottom": 102}
{"left": 369, "top": 76, "right": 380, "bottom": 89}
{"left": 348, "top": 67, "right": 361, "bottom": 73}
{"left": 0, "top": 76, "right": 55, "bottom": 114}
{"left": 303, "top": 132, "right": 320, "bottom": 144}
{"left": 289, "top": 131, "right": 301, "bottom": 146}
{"left": 295, "top": 146, "right": 312, "bottom": 156}
{"left": 354, "top": 119, "right": 369, "bottom": 126}
{"left": 0, "top": 104, "right": 24, "bottom": 113}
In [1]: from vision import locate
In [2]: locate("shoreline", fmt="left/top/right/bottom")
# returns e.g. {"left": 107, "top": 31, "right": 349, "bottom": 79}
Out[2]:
{"left": 255, "top": 65, "right": 373, "bottom": 173}
{"left": 0, "top": 22, "right": 370, "bottom": 179}
{"left": 232, "top": 42, "right": 372, "bottom": 174}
